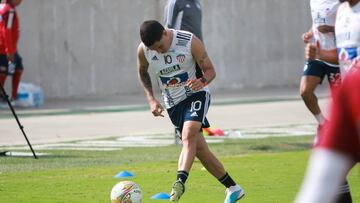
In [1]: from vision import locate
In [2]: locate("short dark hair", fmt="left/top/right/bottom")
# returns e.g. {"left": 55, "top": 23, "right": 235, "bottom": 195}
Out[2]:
{"left": 140, "top": 20, "right": 164, "bottom": 47}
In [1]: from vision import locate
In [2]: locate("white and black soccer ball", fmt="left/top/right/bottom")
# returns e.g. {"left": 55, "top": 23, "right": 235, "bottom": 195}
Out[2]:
{"left": 110, "top": 181, "right": 142, "bottom": 203}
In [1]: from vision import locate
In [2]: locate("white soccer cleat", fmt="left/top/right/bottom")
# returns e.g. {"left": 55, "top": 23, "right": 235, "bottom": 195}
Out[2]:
{"left": 224, "top": 185, "right": 245, "bottom": 203}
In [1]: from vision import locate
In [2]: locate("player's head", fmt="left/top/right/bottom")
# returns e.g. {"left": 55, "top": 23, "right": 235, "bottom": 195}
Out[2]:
{"left": 140, "top": 20, "right": 169, "bottom": 53}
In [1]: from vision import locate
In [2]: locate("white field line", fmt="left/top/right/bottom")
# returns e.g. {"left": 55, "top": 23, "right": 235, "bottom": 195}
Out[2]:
{"left": 2, "top": 124, "right": 316, "bottom": 151}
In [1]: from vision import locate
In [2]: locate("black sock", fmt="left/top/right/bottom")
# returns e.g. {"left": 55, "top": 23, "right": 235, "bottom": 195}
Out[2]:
{"left": 335, "top": 181, "right": 352, "bottom": 203}
{"left": 177, "top": 170, "right": 189, "bottom": 184}
{"left": 218, "top": 172, "right": 236, "bottom": 188}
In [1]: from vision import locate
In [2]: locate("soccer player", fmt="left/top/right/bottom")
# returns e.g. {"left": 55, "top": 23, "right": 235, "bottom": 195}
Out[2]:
{"left": 301, "top": 1, "right": 353, "bottom": 202}
{"left": 137, "top": 20, "right": 244, "bottom": 203}
{"left": 295, "top": 0, "right": 360, "bottom": 202}
{"left": 164, "top": 0, "right": 204, "bottom": 144}
{"left": 300, "top": 0, "right": 340, "bottom": 135}
{"left": 0, "top": 0, "right": 23, "bottom": 106}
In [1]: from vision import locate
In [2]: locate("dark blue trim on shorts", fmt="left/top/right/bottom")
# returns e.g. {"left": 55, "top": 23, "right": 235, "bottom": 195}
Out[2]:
{"left": 302, "top": 60, "right": 340, "bottom": 86}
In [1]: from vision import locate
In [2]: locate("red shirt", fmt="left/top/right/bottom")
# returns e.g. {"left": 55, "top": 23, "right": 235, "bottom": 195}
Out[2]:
{"left": 0, "top": 3, "right": 19, "bottom": 55}
{"left": 318, "top": 67, "right": 360, "bottom": 162}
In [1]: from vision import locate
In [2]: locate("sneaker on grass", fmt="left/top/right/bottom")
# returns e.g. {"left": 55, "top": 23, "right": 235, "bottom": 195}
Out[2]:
{"left": 224, "top": 185, "right": 245, "bottom": 203}
{"left": 170, "top": 180, "right": 185, "bottom": 202}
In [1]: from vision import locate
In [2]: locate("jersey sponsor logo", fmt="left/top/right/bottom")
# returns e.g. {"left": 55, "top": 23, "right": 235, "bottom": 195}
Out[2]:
{"left": 160, "top": 64, "right": 181, "bottom": 75}
{"left": 338, "top": 47, "right": 359, "bottom": 72}
{"left": 338, "top": 47, "right": 357, "bottom": 61}
{"left": 151, "top": 55, "right": 159, "bottom": 61}
{"left": 176, "top": 54, "right": 186, "bottom": 63}
{"left": 160, "top": 72, "right": 189, "bottom": 88}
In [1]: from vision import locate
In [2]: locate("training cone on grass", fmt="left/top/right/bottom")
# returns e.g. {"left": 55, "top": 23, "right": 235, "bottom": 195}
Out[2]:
{"left": 114, "top": 170, "right": 135, "bottom": 178}
{"left": 203, "top": 127, "right": 225, "bottom": 136}
{"left": 151, "top": 192, "right": 170, "bottom": 200}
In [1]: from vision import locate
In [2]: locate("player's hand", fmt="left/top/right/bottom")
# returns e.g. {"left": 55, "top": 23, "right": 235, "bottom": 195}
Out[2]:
{"left": 305, "top": 41, "right": 320, "bottom": 61}
{"left": 186, "top": 78, "right": 206, "bottom": 91}
{"left": 317, "top": 25, "right": 335, "bottom": 34}
{"left": 149, "top": 99, "right": 164, "bottom": 117}
{"left": 302, "top": 31, "right": 313, "bottom": 44}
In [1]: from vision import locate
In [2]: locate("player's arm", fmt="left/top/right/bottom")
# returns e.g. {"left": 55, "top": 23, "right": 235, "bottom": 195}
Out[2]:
{"left": 318, "top": 48, "right": 338, "bottom": 64}
{"left": 137, "top": 44, "right": 164, "bottom": 117}
{"left": 305, "top": 41, "right": 338, "bottom": 64}
{"left": 187, "top": 36, "right": 216, "bottom": 91}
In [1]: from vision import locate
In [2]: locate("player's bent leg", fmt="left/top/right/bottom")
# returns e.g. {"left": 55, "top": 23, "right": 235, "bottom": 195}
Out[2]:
{"left": 178, "top": 121, "right": 202, "bottom": 172}
{"left": 299, "top": 75, "right": 322, "bottom": 116}
{"left": 195, "top": 133, "right": 245, "bottom": 202}
{"left": 169, "top": 121, "right": 202, "bottom": 202}
{"left": 196, "top": 133, "right": 226, "bottom": 178}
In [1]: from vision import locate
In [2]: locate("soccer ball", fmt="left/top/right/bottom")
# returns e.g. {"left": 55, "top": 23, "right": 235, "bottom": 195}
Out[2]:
{"left": 110, "top": 181, "right": 142, "bottom": 203}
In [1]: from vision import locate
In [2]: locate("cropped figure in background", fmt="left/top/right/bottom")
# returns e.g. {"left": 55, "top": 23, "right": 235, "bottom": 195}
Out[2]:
{"left": 164, "top": 0, "right": 204, "bottom": 144}
{"left": 164, "top": 0, "right": 203, "bottom": 41}
{"left": 300, "top": 0, "right": 353, "bottom": 202}
{"left": 295, "top": 0, "right": 360, "bottom": 202}
{"left": 0, "top": 0, "right": 23, "bottom": 106}
{"left": 300, "top": 0, "right": 340, "bottom": 135}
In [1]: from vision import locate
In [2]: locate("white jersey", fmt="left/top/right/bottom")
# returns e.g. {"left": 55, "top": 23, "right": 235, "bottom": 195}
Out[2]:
{"left": 310, "top": 0, "right": 339, "bottom": 50}
{"left": 335, "top": 1, "right": 360, "bottom": 78}
{"left": 143, "top": 29, "right": 209, "bottom": 109}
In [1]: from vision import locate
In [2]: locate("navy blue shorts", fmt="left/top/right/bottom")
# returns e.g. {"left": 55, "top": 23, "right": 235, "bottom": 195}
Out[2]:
{"left": 0, "top": 52, "right": 24, "bottom": 75}
{"left": 302, "top": 60, "right": 341, "bottom": 87}
{"left": 167, "top": 91, "right": 210, "bottom": 136}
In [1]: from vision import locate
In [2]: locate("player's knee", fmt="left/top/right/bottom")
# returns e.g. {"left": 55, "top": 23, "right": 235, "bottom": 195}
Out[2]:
{"left": 300, "top": 87, "right": 314, "bottom": 100}
{"left": 181, "top": 132, "right": 197, "bottom": 143}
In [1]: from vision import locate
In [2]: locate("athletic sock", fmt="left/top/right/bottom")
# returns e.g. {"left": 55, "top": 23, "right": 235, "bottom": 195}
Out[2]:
{"left": 218, "top": 172, "right": 236, "bottom": 188}
{"left": 11, "top": 70, "right": 22, "bottom": 100}
{"left": 335, "top": 181, "right": 352, "bottom": 203}
{"left": 177, "top": 170, "right": 189, "bottom": 184}
{"left": 314, "top": 113, "right": 325, "bottom": 125}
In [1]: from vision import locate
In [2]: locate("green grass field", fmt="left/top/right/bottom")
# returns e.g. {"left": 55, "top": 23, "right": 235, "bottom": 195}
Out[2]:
{"left": 1, "top": 135, "right": 359, "bottom": 203}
